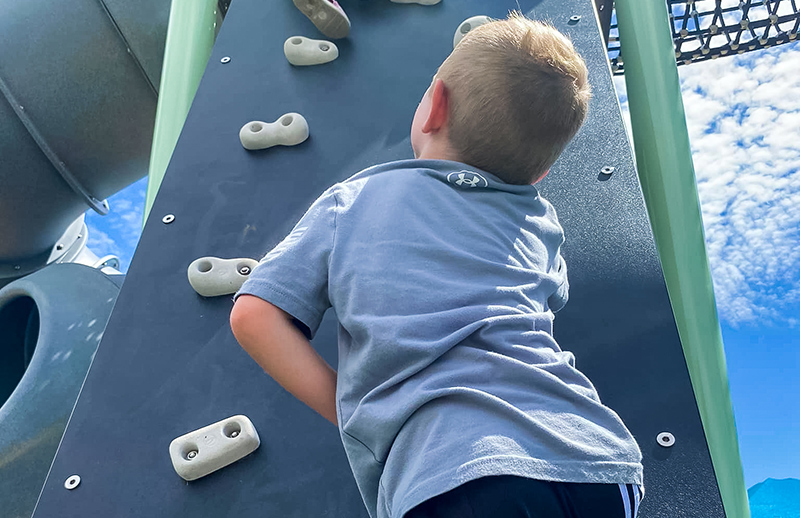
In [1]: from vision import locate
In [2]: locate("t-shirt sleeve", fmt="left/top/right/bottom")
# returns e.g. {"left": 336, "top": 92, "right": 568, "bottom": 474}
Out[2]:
{"left": 234, "top": 189, "right": 337, "bottom": 338}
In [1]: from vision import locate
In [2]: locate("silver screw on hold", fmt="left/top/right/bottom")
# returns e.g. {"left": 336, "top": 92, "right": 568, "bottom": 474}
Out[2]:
{"left": 238, "top": 266, "right": 251, "bottom": 276}
{"left": 162, "top": 214, "right": 175, "bottom": 224}
{"left": 657, "top": 432, "right": 675, "bottom": 448}
{"left": 221, "top": 56, "right": 231, "bottom": 64}
{"left": 64, "top": 475, "right": 81, "bottom": 490}
{"left": 569, "top": 15, "right": 581, "bottom": 23}
{"left": 601, "top": 166, "right": 616, "bottom": 176}
{"left": 230, "top": 430, "right": 240, "bottom": 438}
{"left": 187, "top": 450, "right": 198, "bottom": 460}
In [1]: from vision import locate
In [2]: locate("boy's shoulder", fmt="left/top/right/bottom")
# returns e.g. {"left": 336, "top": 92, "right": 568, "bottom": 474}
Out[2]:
{"left": 327, "top": 159, "right": 561, "bottom": 238}
{"left": 335, "top": 158, "right": 543, "bottom": 199}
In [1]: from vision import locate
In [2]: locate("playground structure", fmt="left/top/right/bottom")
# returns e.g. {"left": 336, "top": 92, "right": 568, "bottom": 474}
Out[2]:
{"left": 2, "top": 0, "right": 798, "bottom": 516}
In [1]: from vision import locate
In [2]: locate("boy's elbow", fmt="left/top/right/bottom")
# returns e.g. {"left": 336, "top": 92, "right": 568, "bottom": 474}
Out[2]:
{"left": 230, "top": 295, "right": 283, "bottom": 344}
{"left": 230, "top": 295, "right": 264, "bottom": 342}
{"left": 230, "top": 298, "right": 250, "bottom": 345}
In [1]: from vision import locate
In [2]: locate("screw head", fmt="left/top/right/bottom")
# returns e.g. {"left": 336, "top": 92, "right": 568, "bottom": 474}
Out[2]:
{"left": 600, "top": 166, "right": 615, "bottom": 176}
{"left": 230, "top": 430, "right": 240, "bottom": 438}
{"left": 187, "top": 450, "right": 198, "bottom": 460}
{"left": 657, "top": 432, "right": 675, "bottom": 448}
{"left": 64, "top": 475, "right": 81, "bottom": 490}
{"left": 162, "top": 214, "right": 175, "bottom": 224}
{"left": 238, "top": 266, "right": 251, "bottom": 275}
{"left": 14, "top": 265, "right": 21, "bottom": 270}
{"left": 569, "top": 15, "right": 581, "bottom": 23}
{"left": 221, "top": 56, "right": 231, "bottom": 64}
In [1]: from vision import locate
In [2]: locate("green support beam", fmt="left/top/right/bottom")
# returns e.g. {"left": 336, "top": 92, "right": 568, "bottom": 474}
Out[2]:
{"left": 614, "top": 1, "right": 749, "bottom": 517}
{"left": 144, "top": 0, "right": 219, "bottom": 224}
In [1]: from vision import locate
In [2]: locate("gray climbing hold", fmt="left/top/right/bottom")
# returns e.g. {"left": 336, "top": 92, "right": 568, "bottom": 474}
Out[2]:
{"left": 453, "top": 15, "right": 492, "bottom": 48}
{"left": 239, "top": 113, "right": 309, "bottom": 151}
{"left": 169, "top": 415, "right": 260, "bottom": 481}
{"left": 187, "top": 257, "right": 258, "bottom": 297}
{"left": 284, "top": 36, "right": 339, "bottom": 66}
{"left": 390, "top": 0, "right": 442, "bottom": 4}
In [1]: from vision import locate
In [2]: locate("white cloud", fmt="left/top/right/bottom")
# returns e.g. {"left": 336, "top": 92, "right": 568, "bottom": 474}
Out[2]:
{"left": 614, "top": 42, "right": 800, "bottom": 327}
{"left": 86, "top": 227, "right": 124, "bottom": 260}
{"left": 84, "top": 176, "right": 147, "bottom": 272}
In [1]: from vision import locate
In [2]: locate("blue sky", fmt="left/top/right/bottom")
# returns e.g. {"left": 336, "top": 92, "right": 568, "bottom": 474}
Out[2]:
{"left": 614, "top": 41, "right": 800, "bottom": 488}
{"left": 86, "top": 40, "right": 799, "bottom": 489}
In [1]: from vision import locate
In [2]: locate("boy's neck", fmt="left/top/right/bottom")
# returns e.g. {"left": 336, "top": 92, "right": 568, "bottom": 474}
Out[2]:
{"left": 414, "top": 139, "right": 463, "bottom": 164}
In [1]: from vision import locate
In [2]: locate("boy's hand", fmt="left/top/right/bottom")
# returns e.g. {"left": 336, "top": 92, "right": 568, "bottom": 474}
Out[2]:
{"left": 230, "top": 295, "right": 338, "bottom": 426}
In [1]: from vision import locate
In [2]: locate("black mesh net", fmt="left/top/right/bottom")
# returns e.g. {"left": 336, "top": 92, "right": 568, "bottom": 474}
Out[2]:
{"left": 608, "top": 0, "right": 800, "bottom": 74}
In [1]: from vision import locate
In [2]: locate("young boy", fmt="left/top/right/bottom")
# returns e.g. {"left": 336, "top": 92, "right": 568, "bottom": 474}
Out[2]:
{"left": 231, "top": 14, "right": 644, "bottom": 518}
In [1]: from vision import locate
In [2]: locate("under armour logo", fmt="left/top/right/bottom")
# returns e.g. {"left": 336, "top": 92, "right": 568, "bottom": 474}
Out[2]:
{"left": 447, "top": 171, "right": 489, "bottom": 189}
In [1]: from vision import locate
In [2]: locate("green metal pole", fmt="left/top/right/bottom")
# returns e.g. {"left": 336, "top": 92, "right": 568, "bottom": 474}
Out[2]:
{"left": 615, "top": 1, "right": 749, "bottom": 517}
{"left": 144, "top": 0, "right": 219, "bottom": 224}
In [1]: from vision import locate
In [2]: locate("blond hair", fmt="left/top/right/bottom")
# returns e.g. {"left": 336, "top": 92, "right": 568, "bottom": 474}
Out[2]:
{"left": 436, "top": 13, "right": 591, "bottom": 184}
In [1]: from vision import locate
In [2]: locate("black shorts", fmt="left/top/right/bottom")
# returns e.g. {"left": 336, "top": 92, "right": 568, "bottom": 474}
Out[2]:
{"left": 405, "top": 476, "right": 644, "bottom": 518}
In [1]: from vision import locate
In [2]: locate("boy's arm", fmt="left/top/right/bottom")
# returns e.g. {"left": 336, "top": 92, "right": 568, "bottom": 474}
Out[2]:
{"left": 230, "top": 294, "right": 338, "bottom": 426}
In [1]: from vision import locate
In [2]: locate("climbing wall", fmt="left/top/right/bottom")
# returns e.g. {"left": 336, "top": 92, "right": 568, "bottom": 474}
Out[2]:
{"left": 32, "top": 0, "right": 726, "bottom": 516}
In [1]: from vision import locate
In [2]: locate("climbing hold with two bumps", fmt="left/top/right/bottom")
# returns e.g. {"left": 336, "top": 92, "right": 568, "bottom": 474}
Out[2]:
{"left": 390, "top": 0, "right": 441, "bottom": 4}
{"left": 169, "top": 415, "right": 260, "bottom": 481}
{"left": 293, "top": 0, "right": 351, "bottom": 39}
{"left": 239, "top": 113, "right": 309, "bottom": 151}
{"left": 284, "top": 36, "right": 338, "bottom": 66}
{"left": 188, "top": 257, "right": 258, "bottom": 297}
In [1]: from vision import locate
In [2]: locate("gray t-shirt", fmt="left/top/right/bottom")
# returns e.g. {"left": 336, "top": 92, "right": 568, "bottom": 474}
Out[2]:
{"left": 236, "top": 159, "right": 643, "bottom": 518}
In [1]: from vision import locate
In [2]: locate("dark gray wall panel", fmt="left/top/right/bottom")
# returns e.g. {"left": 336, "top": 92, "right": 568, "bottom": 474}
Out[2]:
{"left": 33, "top": 1, "right": 725, "bottom": 517}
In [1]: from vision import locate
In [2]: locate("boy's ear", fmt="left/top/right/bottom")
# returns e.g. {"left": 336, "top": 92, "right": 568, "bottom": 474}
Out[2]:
{"left": 533, "top": 169, "right": 550, "bottom": 184}
{"left": 422, "top": 79, "right": 449, "bottom": 134}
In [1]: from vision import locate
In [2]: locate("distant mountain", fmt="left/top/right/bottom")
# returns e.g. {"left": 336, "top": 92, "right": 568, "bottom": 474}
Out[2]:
{"left": 748, "top": 478, "right": 800, "bottom": 518}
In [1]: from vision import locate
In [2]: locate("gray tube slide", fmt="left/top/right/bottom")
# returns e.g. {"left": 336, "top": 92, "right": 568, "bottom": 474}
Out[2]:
{"left": 0, "top": 0, "right": 171, "bottom": 287}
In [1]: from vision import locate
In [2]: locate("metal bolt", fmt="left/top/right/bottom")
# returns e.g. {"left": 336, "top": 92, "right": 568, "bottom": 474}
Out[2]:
{"left": 14, "top": 265, "right": 21, "bottom": 270}
{"left": 64, "top": 475, "right": 81, "bottom": 490}
{"left": 600, "top": 166, "right": 615, "bottom": 176}
{"left": 221, "top": 56, "right": 231, "bottom": 64}
{"left": 238, "top": 266, "right": 251, "bottom": 275}
{"left": 162, "top": 214, "right": 175, "bottom": 224}
{"left": 657, "top": 432, "right": 675, "bottom": 448}
{"left": 569, "top": 15, "right": 581, "bottom": 23}
{"left": 187, "top": 450, "right": 198, "bottom": 460}
{"left": 230, "top": 430, "right": 240, "bottom": 438}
